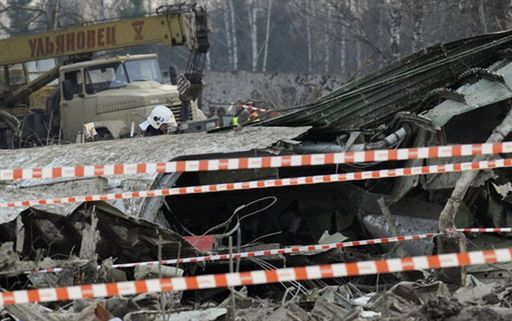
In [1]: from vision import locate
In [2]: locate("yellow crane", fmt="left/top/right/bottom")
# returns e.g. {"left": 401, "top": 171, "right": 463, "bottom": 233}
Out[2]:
{"left": 0, "top": 3, "right": 209, "bottom": 147}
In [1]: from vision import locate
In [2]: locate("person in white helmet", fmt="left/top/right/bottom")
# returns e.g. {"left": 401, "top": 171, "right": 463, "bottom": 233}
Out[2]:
{"left": 139, "top": 105, "right": 177, "bottom": 136}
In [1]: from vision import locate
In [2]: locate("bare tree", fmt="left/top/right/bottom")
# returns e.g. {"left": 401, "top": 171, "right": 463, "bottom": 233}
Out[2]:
{"left": 388, "top": 0, "right": 401, "bottom": 59}
{"left": 262, "top": 0, "right": 272, "bottom": 72}
{"left": 228, "top": 0, "right": 238, "bottom": 69}
{"left": 411, "top": 1, "right": 425, "bottom": 52}
{"left": 306, "top": 0, "right": 312, "bottom": 74}
{"left": 247, "top": 0, "right": 259, "bottom": 72}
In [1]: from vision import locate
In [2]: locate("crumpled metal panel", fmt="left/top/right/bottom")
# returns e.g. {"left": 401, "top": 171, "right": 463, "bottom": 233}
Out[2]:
{"left": 0, "top": 127, "right": 309, "bottom": 224}
{"left": 424, "top": 61, "right": 512, "bottom": 127}
{"left": 259, "top": 31, "right": 512, "bottom": 133}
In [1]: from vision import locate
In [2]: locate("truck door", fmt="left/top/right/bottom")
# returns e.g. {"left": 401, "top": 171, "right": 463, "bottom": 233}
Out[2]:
{"left": 60, "top": 69, "right": 96, "bottom": 141}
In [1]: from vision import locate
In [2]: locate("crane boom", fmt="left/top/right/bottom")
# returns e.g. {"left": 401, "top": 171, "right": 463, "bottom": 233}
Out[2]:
{"left": 0, "top": 5, "right": 208, "bottom": 66}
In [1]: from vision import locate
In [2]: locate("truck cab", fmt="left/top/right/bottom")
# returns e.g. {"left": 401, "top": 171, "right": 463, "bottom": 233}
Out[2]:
{"left": 59, "top": 54, "right": 206, "bottom": 141}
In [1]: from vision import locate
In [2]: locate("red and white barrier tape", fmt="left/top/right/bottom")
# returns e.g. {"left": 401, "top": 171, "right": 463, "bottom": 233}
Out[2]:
{"left": 5, "top": 247, "right": 512, "bottom": 306}
{"left": 1, "top": 142, "right": 511, "bottom": 181}
{"left": 4, "top": 158, "right": 512, "bottom": 208}
{"left": 32, "top": 233, "right": 438, "bottom": 274}
{"left": 27, "top": 227, "right": 512, "bottom": 274}
{"left": 457, "top": 227, "right": 512, "bottom": 233}
{"left": 241, "top": 104, "right": 269, "bottom": 113}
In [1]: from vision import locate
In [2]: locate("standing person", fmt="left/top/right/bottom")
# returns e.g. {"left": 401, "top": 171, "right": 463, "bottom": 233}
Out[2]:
{"left": 231, "top": 101, "right": 250, "bottom": 127}
{"left": 139, "top": 105, "right": 177, "bottom": 136}
{"left": 217, "top": 107, "right": 226, "bottom": 127}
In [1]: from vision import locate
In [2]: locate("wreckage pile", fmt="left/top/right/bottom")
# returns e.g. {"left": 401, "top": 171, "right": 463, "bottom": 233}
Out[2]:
{"left": 1, "top": 31, "right": 512, "bottom": 320}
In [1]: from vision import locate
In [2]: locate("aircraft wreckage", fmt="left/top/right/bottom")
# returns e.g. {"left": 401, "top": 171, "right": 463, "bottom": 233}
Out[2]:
{"left": 1, "top": 31, "right": 512, "bottom": 320}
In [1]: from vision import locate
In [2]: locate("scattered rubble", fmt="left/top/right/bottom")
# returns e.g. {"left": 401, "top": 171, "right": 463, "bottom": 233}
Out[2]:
{"left": 3, "top": 28, "right": 512, "bottom": 321}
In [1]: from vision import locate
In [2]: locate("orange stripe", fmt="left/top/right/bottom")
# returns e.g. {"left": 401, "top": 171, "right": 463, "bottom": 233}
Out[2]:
{"left": 493, "top": 143, "right": 503, "bottom": 154}
{"left": 160, "top": 278, "right": 173, "bottom": 292}
{"left": 52, "top": 167, "right": 62, "bottom": 178}
{"left": 13, "top": 169, "right": 22, "bottom": 180}
{"left": 214, "top": 273, "right": 228, "bottom": 287}
{"left": 452, "top": 145, "right": 462, "bottom": 157}
{"left": 75, "top": 166, "right": 84, "bottom": 177}
{"left": 265, "top": 270, "right": 279, "bottom": 283}
{"left": 2, "top": 292, "right": 14, "bottom": 305}
{"left": 106, "top": 282, "right": 119, "bottom": 296}
{"left": 114, "top": 164, "right": 124, "bottom": 175}
{"left": 325, "top": 153, "right": 334, "bottom": 165}
{"left": 344, "top": 152, "right": 354, "bottom": 163}
{"left": 80, "top": 284, "right": 94, "bottom": 298}
{"left": 239, "top": 271, "right": 254, "bottom": 285}
{"left": 281, "top": 155, "right": 292, "bottom": 167}
{"left": 33, "top": 168, "right": 42, "bottom": 178}
{"left": 27, "top": 289, "right": 40, "bottom": 303}
{"left": 156, "top": 162, "right": 167, "bottom": 173}
{"left": 483, "top": 249, "right": 497, "bottom": 263}
{"left": 375, "top": 260, "right": 389, "bottom": 273}
{"left": 428, "top": 147, "right": 438, "bottom": 159}
{"left": 198, "top": 160, "right": 209, "bottom": 171}
{"left": 239, "top": 158, "right": 249, "bottom": 169}
{"left": 319, "top": 265, "right": 334, "bottom": 278}
{"left": 457, "top": 252, "right": 470, "bottom": 267}
{"left": 408, "top": 148, "right": 418, "bottom": 159}
{"left": 134, "top": 280, "right": 148, "bottom": 294}
{"left": 345, "top": 263, "right": 358, "bottom": 276}
{"left": 388, "top": 149, "right": 397, "bottom": 160}
{"left": 56, "top": 287, "right": 69, "bottom": 301}
{"left": 136, "top": 163, "right": 146, "bottom": 174}
{"left": 94, "top": 165, "right": 104, "bottom": 176}
{"left": 472, "top": 144, "right": 482, "bottom": 155}
{"left": 401, "top": 257, "right": 415, "bottom": 271}
{"left": 185, "top": 276, "right": 199, "bottom": 290}
{"left": 426, "top": 255, "right": 441, "bottom": 269}
{"left": 218, "top": 159, "right": 229, "bottom": 170}
{"left": 261, "top": 157, "right": 271, "bottom": 168}
{"left": 365, "top": 150, "right": 375, "bottom": 162}
{"left": 302, "top": 155, "right": 312, "bottom": 166}
{"left": 294, "top": 266, "right": 308, "bottom": 281}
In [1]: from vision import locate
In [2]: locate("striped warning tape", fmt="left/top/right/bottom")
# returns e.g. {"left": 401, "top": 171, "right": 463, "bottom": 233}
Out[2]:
{"left": 3, "top": 158, "right": 512, "bottom": 208}
{"left": 241, "top": 104, "right": 269, "bottom": 113}
{"left": 26, "top": 227, "right": 512, "bottom": 274}
{"left": 31, "top": 233, "right": 438, "bottom": 274}
{"left": 1, "top": 141, "right": 511, "bottom": 181}
{"left": 456, "top": 227, "right": 512, "bottom": 233}
{"left": 4, "top": 246, "right": 512, "bottom": 306}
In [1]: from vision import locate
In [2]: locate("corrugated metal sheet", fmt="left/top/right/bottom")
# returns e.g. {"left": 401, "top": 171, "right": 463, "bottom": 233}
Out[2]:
{"left": 260, "top": 31, "right": 512, "bottom": 133}
{"left": 0, "top": 126, "right": 309, "bottom": 224}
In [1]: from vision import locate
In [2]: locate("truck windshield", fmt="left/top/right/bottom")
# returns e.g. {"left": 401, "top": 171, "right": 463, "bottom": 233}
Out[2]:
{"left": 85, "top": 63, "right": 128, "bottom": 94}
{"left": 125, "top": 58, "right": 162, "bottom": 83}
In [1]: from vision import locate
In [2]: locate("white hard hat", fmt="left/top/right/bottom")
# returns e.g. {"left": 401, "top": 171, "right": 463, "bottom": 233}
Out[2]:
{"left": 139, "top": 105, "right": 177, "bottom": 130}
